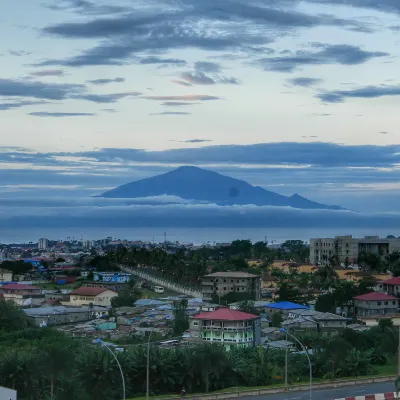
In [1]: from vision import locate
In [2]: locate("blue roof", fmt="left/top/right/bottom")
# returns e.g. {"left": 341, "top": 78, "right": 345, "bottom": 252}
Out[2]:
{"left": 267, "top": 301, "right": 309, "bottom": 310}
{"left": 135, "top": 299, "right": 167, "bottom": 306}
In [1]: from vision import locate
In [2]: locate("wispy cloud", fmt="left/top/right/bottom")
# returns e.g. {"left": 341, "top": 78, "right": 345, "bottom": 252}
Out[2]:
{"left": 171, "top": 80, "right": 193, "bottom": 87}
{"left": 318, "top": 85, "right": 400, "bottom": 103}
{"left": 260, "top": 43, "right": 388, "bottom": 72}
{"left": 29, "top": 112, "right": 95, "bottom": 117}
{"left": 287, "top": 77, "right": 323, "bottom": 87}
{"left": 29, "top": 69, "right": 65, "bottom": 77}
{"left": 161, "top": 102, "right": 199, "bottom": 107}
{"left": 150, "top": 112, "right": 191, "bottom": 116}
{"left": 142, "top": 94, "right": 220, "bottom": 101}
{"left": 139, "top": 57, "right": 187, "bottom": 65}
{"left": 86, "top": 77, "right": 125, "bottom": 85}
{"left": 0, "top": 100, "right": 46, "bottom": 111}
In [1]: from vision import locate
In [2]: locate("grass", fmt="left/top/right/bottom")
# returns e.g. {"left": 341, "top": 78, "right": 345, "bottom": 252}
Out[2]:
{"left": 127, "top": 362, "right": 398, "bottom": 400}
{"left": 37, "top": 282, "right": 79, "bottom": 290}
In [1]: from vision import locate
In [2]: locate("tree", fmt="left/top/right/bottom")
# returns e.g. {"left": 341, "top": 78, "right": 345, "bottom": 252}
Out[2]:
{"left": 276, "top": 282, "right": 301, "bottom": 303}
{"left": 0, "top": 300, "right": 27, "bottom": 332}
{"left": 271, "top": 311, "right": 283, "bottom": 328}
{"left": 111, "top": 279, "right": 142, "bottom": 308}
{"left": 173, "top": 299, "right": 189, "bottom": 336}
{"left": 237, "top": 300, "right": 257, "bottom": 314}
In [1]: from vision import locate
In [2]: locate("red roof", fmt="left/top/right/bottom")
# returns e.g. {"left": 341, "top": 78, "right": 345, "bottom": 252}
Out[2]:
{"left": 70, "top": 286, "right": 114, "bottom": 296}
{"left": 193, "top": 308, "right": 259, "bottom": 321}
{"left": 383, "top": 277, "right": 400, "bottom": 285}
{"left": 354, "top": 292, "right": 398, "bottom": 301}
{"left": 1, "top": 284, "right": 40, "bottom": 291}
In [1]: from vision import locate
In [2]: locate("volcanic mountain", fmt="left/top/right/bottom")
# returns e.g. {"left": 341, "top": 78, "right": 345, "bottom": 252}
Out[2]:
{"left": 99, "top": 166, "right": 346, "bottom": 210}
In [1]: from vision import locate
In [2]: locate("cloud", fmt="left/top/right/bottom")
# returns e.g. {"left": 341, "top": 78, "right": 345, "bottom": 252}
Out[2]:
{"left": 74, "top": 91, "right": 142, "bottom": 103}
{"left": 180, "top": 72, "right": 216, "bottom": 85}
{"left": 8, "top": 50, "right": 32, "bottom": 57}
{"left": 101, "top": 108, "right": 117, "bottom": 113}
{"left": 307, "top": 0, "right": 400, "bottom": 15}
{"left": 171, "top": 80, "right": 193, "bottom": 87}
{"left": 150, "top": 112, "right": 191, "bottom": 116}
{"left": 39, "top": 1, "right": 368, "bottom": 67}
{"left": 29, "top": 112, "right": 95, "bottom": 117}
{"left": 142, "top": 94, "right": 220, "bottom": 101}
{"left": 194, "top": 61, "right": 221, "bottom": 73}
{"left": 183, "top": 139, "right": 213, "bottom": 143}
{"left": 45, "top": 0, "right": 129, "bottom": 16}
{"left": 318, "top": 85, "right": 400, "bottom": 103}
{"left": 309, "top": 113, "right": 332, "bottom": 116}
{"left": 0, "top": 78, "right": 84, "bottom": 100}
{"left": 139, "top": 57, "right": 187, "bottom": 65}
{"left": 260, "top": 44, "right": 388, "bottom": 72}
{"left": 0, "top": 100, "right": 46, "bottom": 111}
{"left": 29, "top": 69, "right": 65, "bottom": 77}
{"left": 288, "top": 77, "right": 323, "bottom": 87}
{"left": 162, "top": 102, "right": 199, "bottom": 106}
{"left": 86, "top": 77, "right": 125, "bottom": 85}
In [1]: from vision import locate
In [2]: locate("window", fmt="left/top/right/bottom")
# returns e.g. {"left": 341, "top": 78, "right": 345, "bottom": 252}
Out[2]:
{"left": 377, "top": 302, "right": 381, "bottom": 306}
{"left": 193, "top": 321, "right": 199, "bottom": 326}
{"left": 384, "top": 301, "right": 388, "bottom": 305}
{"left": 223, "top": 287, "right": 226, "bottom": 291}
{"left": 236, "top": 288, "right": 239, "bottom": 292}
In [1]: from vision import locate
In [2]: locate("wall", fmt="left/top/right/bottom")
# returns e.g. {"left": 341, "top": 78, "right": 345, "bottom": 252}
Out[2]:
{"left": 0, "top": 386, "right": 17, "bottom": 400}
{"left": 122, "top": 267, "right": 202, "bottom": 298}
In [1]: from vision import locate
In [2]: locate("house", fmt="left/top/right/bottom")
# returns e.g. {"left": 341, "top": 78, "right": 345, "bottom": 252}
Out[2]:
{"left": 353, "top": 292, "right": 399, "bottom": 317}
{"left": 382, "top": 277, "right": 400, "bottom": 296}
{"left": 63, "top": 286, "right": 118, "bottom": 307}
{"left": 0, "top": 283, "right": 45, "bottom": 306}
{"left": 201, "top": 272, "right": 261, "bottom": 302}
{"left": 189, "top": 308, "right": 261, "bottom": 350}
{"left": 284, "top": 309, "right": 348, "bottom": 331}
{"left": 24, "top": 306, "right": 109, "bottom": 326}
{"left": 265, "top": 301, "right": 309, "bottom": 317}
{"left": 0, "top": 268, "right": 12, "bottom": 282}
{"left": 0, "top": 283, "right": 41, "bottom": 294}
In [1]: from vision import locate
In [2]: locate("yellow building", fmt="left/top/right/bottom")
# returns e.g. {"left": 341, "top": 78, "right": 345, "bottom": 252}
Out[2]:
{"left": 64, "top": 287, "right": 118, "bottom": 307}
{"left": 0, "top": 268, "right": 12, "bottom": 282}
{"left": 271, "top": 261, "right": 317, "bottom": 274}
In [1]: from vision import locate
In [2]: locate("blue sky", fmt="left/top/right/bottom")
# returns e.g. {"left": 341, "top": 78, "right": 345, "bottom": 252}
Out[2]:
{"left": 1, "top": 0, "right": 400, "bottom": 231}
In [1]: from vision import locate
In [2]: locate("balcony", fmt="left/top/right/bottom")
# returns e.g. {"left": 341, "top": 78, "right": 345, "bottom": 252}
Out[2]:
{"left": 202, "top": 281, "right": 214, "bottom": 286}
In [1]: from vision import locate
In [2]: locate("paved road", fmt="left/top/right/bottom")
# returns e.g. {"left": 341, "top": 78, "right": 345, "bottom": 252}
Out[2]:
{"left": 239, "top": 381, "right": 396, "bottom": 400}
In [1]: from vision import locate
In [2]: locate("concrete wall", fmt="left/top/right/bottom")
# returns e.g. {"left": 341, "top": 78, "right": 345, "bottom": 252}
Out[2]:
{"left": 0, "top": 386, "right": 17, "bottom": 400}
{"left": 122, "top": 267, "right": 202, "bottom": 298}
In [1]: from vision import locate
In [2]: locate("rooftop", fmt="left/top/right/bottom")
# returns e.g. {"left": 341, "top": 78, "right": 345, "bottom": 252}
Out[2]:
{"left": 267, "top": 301, "right": 309, "bottom": 310}
{"left": 193, "top": 308, "right": 259, "bottom": 321}
{"left": 353, "top": 292, "right": 398, "bottom": 301}
{"left": 287, "top": 309, "right": 347, "bottom": 321}
{"left": 0, "top": 283, "right": 40, "bottom": 291}
{"left": 23, "top": 306, "right": 107, "bottom": 316}
{"left": 0, "top": 268, "right": 12, "bottom": 273}
{"left": 383, "top": 277, "right": 400, "bottom": 285}
{"left": 70, "top": 287, "right": 114, "bottom": 296}
{"left": 204, "top": 272, "right": 260, "bottom": 278}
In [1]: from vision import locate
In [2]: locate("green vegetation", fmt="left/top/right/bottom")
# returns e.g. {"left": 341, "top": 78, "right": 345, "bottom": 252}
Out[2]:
{"left": 1, "top": 297, "right": 399, "bottom": 400}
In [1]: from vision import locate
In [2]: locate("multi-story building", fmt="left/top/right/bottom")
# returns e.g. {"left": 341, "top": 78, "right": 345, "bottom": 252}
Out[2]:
{"left": 38, "top": 238, "right": 49, "bottom": 250}
{"left": 201, "top": 272, "right": 261, "bottom": 302}
{"left": 0, "top": 268, "right": 12, "bottom": 282}
{"left": 353, "top": 292, "right": 399, "bottom": 317}
{"left": 382, "top": 277, "right": 400, "bottom": 296}
{"left": 63, "top": 286, "right": 118, "bottom": 307}
{"left": 189, "top": 308, "right": 261, "bottom": 350}
{"left": 310, "top": 235, "right": 400, "bottom": 265}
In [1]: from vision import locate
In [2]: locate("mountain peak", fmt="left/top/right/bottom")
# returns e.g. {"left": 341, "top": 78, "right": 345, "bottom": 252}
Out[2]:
{"left": 99, "top": 166, "right": 346, "bottom": 210}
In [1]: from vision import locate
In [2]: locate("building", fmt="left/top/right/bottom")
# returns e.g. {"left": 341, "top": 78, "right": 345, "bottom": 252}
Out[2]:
{"left": 310, "top": 235, "right": 400, "bottom": 265}
{"left": 0, "top": 283, "right": 44, "bottom": 306}
{"left": 382, "top": 277, "right": 400, "bottom": 296}
{"left": 201, "top": 272, "right": 261, "bottom": 302}
{"left": 83, "top": 240, "right": 93, "bottom": 250}
{"left": 283, "top": 309, "right": 348, "bottom": 331}
{"left": 264, "top": 301, "right": 309, "bottom": 317}
{"left": 24, "top": 306, "right": 109, "bottom": 327}
{"left": 94, "top": 271, "right": 132, "bottom": 283}
{"left": 0, "top": 268, "right": 12, "bottom": 282}
{"left": 353, "top": 292, "right": 399, "bottom": 317}
{"left": 64, "top": 287, "right": 118, "bottom": 307}
{"left": 189, "top": 308, "right": 261, "bottom": 350}
{"left": 38, "top": 238, "right": 49, "bottom": 250}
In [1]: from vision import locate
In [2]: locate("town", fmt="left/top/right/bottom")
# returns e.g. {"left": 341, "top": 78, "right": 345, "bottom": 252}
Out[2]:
{"left": 1, "top": 234, "right": 400, "bottom": 399}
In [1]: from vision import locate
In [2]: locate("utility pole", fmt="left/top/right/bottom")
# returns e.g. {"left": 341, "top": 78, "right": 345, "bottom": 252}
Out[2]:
{"left": 285, "top": 332, "right": 288, "bottom": 388}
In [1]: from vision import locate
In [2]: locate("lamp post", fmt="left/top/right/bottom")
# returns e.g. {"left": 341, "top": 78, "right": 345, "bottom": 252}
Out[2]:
{"left": 146, "top": 328, "right": 156, "bottom": 400}
{"left": 280, "top": 328, "right": 312, "bottom": 400}
{"left": 95, "top": 339, "right": 126, "bottom": 400}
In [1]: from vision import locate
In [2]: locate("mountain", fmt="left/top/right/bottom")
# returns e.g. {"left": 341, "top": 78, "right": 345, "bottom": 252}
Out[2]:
{"left": 99, "top": 166, "right": 346, "bottom": 210}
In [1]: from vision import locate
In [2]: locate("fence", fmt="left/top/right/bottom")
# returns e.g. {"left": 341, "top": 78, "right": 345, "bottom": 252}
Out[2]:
{"left": 121, "top": 266, "right": 202, "bottom": 298}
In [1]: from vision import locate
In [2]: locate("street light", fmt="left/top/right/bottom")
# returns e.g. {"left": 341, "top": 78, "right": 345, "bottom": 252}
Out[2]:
{"left": 95, "top": 339, "right": 126, "bottom": 400}
{"left": 280, "top": 328, "right": 312, "bottom": 400}
{"left": 146, "top": 328, "right": 156, "bottom": 400}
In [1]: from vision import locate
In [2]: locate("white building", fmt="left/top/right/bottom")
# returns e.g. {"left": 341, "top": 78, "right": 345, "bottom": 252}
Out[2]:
{"left": 83, "top": 240, "right": 93, "bottom": 250}
{"left": 38, "top": 238, "right": 49, "bottom": 250}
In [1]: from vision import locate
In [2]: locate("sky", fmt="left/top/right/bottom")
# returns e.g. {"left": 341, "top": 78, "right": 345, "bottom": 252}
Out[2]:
{"left": 1, "top": 0, "right": 400, "bottom": 237}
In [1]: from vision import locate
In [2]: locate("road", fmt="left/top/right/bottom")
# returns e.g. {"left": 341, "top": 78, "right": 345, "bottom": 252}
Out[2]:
{"left": 239, "top": 381, "right": 396, "bottom": 400}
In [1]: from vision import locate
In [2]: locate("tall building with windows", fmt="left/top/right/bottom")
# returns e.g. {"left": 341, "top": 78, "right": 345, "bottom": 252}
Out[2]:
{"left": 310, "top": 235, "right": 400, "bottom": 265}
{"left": 189, "top": 308, "right": 261, "bottom": 350}
{"left": 201, "top": 272, "right": 261, "bottom": 302}
{"left": 38, "top": 238, "right": 49, "bottom": 250}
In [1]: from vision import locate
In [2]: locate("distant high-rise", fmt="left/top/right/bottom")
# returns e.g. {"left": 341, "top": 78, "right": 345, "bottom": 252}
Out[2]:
{"left": 38, "top": 238, "right": 49, "bottom": 250}
{"left": 83, "top": 240, "right": 93, "bottom": 250}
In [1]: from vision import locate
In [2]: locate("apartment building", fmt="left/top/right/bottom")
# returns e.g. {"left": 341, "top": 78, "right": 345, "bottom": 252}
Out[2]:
{"left": 353, "top": 292, "right": 399, "bottom": 317}
{"left": 310, "top": 235, "right": 400, "bottom": 265}
{"left": 189, "top": 308, "right": 261, "bottom": 350}
{"left": 63, "top": 286, "right": 118, "bottom": 307}
{"left": 38, "top": 238, "right": 49, "bottom": 250}
{"left": 201, "top": 272, "right": 261, "bottom": 302}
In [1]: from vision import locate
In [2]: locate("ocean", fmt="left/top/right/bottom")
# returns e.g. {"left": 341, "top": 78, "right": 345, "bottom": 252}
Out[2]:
{"left": 0, "top": 227, "right": 397, "bottom": 245}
